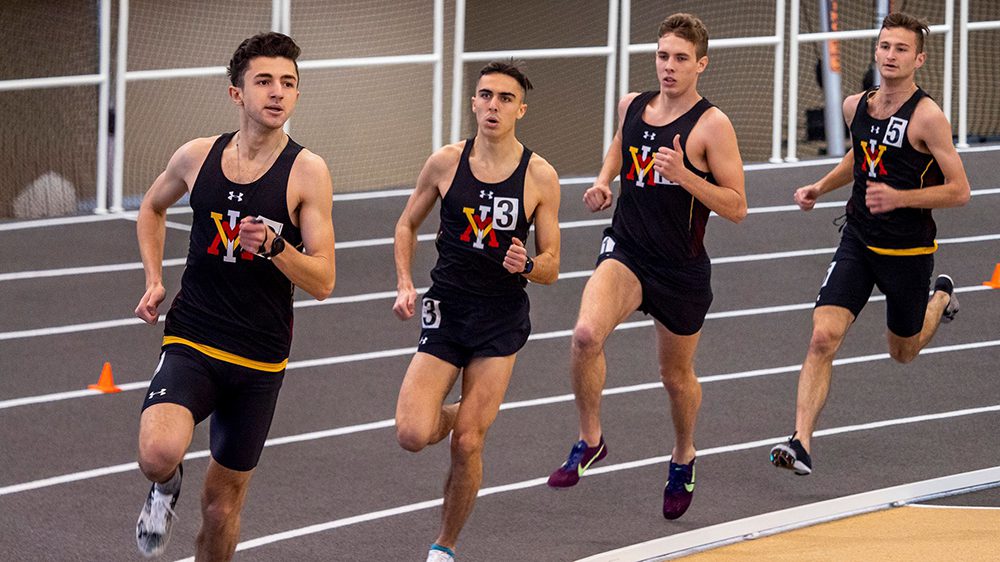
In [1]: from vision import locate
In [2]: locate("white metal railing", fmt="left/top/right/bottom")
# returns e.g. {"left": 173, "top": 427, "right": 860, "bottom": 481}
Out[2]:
{"left": 450, "top": 0, "right": 620, "bottom": 156}
{"left": 621, "top": 0, "right": 786, "bottom": 163}
{"left": 111, "top": 0, "right": 444, "bottom": 212}
{"left": 6, "top": 1, "right": 1000, "bottom": 215}
{"left": 786, "top": 0, "right": 953, "bottom": 161}
{"left": 0, "top": 0, "right": 112, "bottom": 213}
{"left": 958, "top": 0, "right": 1000, "bottom": 147}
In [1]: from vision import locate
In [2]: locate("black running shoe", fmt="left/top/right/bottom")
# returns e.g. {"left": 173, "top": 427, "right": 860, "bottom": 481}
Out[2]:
{"left": 934, "top": 274, "right": 960, "bottom": 323}
{"left": 770, "top": 434, "right": 812, "bottom": 475}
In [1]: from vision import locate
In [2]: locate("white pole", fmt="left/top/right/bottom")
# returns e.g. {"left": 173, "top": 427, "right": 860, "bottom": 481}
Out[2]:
{"left": 958, "top": 0, "right": 968, "bottom": 147}
{"left": 271, "top": 0, "right": 281, "bottom": 32}
{"left": 618, "top": 0, "right": 630, "bottom": 100}
{"left": 602, "top": 0, "right": 619, "bottom": 157}
{"left": 450, "top": 0, "right": 466, "bottom": 143}
{"left": 943, "top": 0, "right": 954, "bottom": 122}
{"left": 770, "top": 0, "right": 785, "bottom": 163}
{"left": 786, "top": 0, "right": 800, "bottom": 161}
{"left": 873, "top": 0, "right": 889, "bottom": 88}
{"left": 111, "top": 0, "right": 128, "bottom": 212}
{"left": 818, "top": 0, "right": 844, "bottom": 156}
{"left": 282, "top": 0, "right": 292, "bottom": 135}
{"left": 432, "top": 0, "right": 443, "bottom": 150}
{"left": 95, "top": 0, "right": 111, "bottom": 214}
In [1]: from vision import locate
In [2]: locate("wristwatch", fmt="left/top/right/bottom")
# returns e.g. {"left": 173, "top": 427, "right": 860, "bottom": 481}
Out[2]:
{"left": 259, "top": 228, "right": 286, "bottom": 259}
{"left": 521, "top": 255, "right": 534, "bottom": 275}
{"left": 264, "top": 235, "right": 286, "bottom": 259}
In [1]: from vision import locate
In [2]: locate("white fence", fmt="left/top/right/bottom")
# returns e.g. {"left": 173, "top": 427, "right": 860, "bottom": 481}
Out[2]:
{"left": 0, "top": 0, "right": 997, "bottom": 214}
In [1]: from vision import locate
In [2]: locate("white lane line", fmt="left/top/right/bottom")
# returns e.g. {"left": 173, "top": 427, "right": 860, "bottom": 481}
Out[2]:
{"left": 3, "top": 338, "right": 998, "bottom": 497}
{"left": 3, "top": 224, "right": 997, "bottom": 340}
{"left": 0, "top": 258, "right": 187, "bottom": 282}
{"left": 178, "top": 403, "right": 1000, "bottom": 558}
{"left": 0, "top": 285, "right": 993, "bottom": 410}
{"left": 8, "top": 186, "right": 1000, "bottom": 282}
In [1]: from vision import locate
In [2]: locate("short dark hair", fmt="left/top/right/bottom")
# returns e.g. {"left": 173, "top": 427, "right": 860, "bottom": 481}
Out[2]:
{"left": 881, "top": 13, "right": 930, "bottom": 53}
{"left": 479, "top": 60, "right": 533, "bottom": 97}
{"left": 227, "top": 32, "right": 301, "bottom": 88}
{"left": 658, "top": 13, "right": 709, "bottom": 59}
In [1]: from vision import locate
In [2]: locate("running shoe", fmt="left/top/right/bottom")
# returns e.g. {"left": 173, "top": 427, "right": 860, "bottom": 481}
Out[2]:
{"left": 935, "top": 274, "right": 960, "bottom": 323}
{"left": 427, "top": 543, "right": 455, "bottom": 561}
{"left": 662, "top": 458, "right": 696, "bottom": 520}
{"left": 136, "top": 464, "right": 182, "bottom": 557}
{"left": 770, "top": 434, "right": 812, "bottom": 475}
{"left": 547, "top": 437, "right": 607, "bottom": 488}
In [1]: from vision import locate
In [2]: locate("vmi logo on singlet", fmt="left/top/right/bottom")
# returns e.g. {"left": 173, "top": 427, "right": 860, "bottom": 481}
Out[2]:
{"left": 460, "top": 197, "right": 519, "bottom": 249}
{"left": 625, "top": 143, "right": 679, "bottom": 187}
{"left": 207, "top": 210, "right": 283, "bottom": 263}
{"left": 860, "top": 117, "right": 908, "bottom": 179}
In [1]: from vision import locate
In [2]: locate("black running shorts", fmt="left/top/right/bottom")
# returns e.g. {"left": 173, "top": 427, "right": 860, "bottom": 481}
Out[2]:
{"left": 597, "top": 229, "right": 713, "bottom": 336}
{"left": 816, "top": 224, "right": 934, "bottom": 338}
{"left": 416, "top": 288, "right": 531, "bottom": 367}
{"left": 141, "top": 344, "right": 284, "bottom": 471}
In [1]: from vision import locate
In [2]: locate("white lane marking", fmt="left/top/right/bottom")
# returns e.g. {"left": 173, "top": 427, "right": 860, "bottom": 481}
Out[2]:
{"left": 7, "top": 186, "right": 1000, "bottom": 281}
{"left": 2, "top": 224, "right": 996, "bottom": 339}
{"left": 0, "top": 286, "right": 993, "bottom": 409}
{"left": 3, "top": 340, "right": 998, "bottom": 497}
{"left": 175, "top": 403, "right": 1000, "bottom": 558}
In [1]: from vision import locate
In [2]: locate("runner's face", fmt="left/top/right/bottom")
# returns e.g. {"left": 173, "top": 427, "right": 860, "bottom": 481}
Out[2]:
{"left": 471, "top": 73, "right": 526, "bottom": 137}
{"left": 655, "top": 34, "right": 706, "bottom": 96}
{"left": 232, "top": 56, "right": 300, "bottom": 129}
{"left": 875, "top": 27, "right": 925, "bottom": 81}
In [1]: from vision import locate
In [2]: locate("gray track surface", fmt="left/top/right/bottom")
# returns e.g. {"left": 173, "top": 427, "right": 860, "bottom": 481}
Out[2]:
{"left": 2, "top": 150, "right": 999, "bottom": 561}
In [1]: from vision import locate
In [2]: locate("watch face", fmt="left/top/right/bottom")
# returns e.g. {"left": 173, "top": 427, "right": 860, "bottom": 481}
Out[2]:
{"left": 271, "top": 236, "right": 285, "bottom": 257}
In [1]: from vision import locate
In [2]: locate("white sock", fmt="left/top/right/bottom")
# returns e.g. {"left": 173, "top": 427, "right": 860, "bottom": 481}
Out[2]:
{"left": 154, "top": 468, "right": 181, "bottom": 495}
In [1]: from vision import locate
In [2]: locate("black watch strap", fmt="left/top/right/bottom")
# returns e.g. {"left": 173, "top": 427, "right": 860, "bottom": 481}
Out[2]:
{"left": 268, "top": 235, "right": 286, "bottom": 258}
{"left": 521, "top": 255, "right": 534, "bottom": 275}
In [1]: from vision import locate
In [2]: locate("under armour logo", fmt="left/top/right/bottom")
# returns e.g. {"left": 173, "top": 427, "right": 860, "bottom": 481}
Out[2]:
{"left": 643, "top": 131, "right": 656, "bottom": 140}
{"left": 228, "top": 191, "right": 244, "bottom": 201}
{"left": 870, "top": 126, "right": 880, "bottom": 134}
{"left": 419, "top": 336, "right": 428, "bottom": 345}
{"left": 479, "top": 190, "right": 493, "bottom": 199}
{"left": 148, "top": 388, "right": 167, "bottom": 399}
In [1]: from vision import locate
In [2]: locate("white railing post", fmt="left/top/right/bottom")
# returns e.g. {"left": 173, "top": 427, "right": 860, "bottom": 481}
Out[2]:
{"left": 432, "top": 0, "right": 444, "bottom": 150}
{"left": 450, "top": 0, "right": 466, "bottom": 144}
{"left": 95, "top": 0, "right": 111, "bottom": 214}
{"left": 770, "top": 0, "right": 785, "bottom": 163}
{"left": 602, "top": 0, "right": 619, "bottom": 157}
{"left": 786, "top": 0, "right": 800, "bottom": 161}
{"left": 943, "top": 0, "right": 954, "bottom": 122}
{"left": 957, "top": 0, "right": 968, "bottom": 147}
{"left": 111, "top": 0, "right": 129, "bottom": 213}
{"left": 282, "top": 0, "right": 292, "bottom": 135}
{"left": 618, "top": 0, "right": 630, "bottom": 101}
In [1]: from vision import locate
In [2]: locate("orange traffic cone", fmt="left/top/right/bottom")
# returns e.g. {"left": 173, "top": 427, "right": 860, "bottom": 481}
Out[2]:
{"left": 88, "top": 362, "right": 122, "bottom": 393}
{"left": 984, "top": 264, "right": 1000, "bottom": 289}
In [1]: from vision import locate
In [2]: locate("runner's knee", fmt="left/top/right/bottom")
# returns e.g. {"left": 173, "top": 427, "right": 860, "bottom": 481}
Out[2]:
{"left": 571, "top": 322, "right": 604, "bottom": 357}
{"left": 450, "top": 427, "right": 486, "bottom": 460}
{"left": 137, "top": 441, "right": 184, "bottom": 482}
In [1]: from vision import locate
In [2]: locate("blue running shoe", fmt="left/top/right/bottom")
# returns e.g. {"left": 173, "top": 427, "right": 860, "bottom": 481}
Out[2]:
{"left": 547, "top": 437, "right": 607, "bottom": 488}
